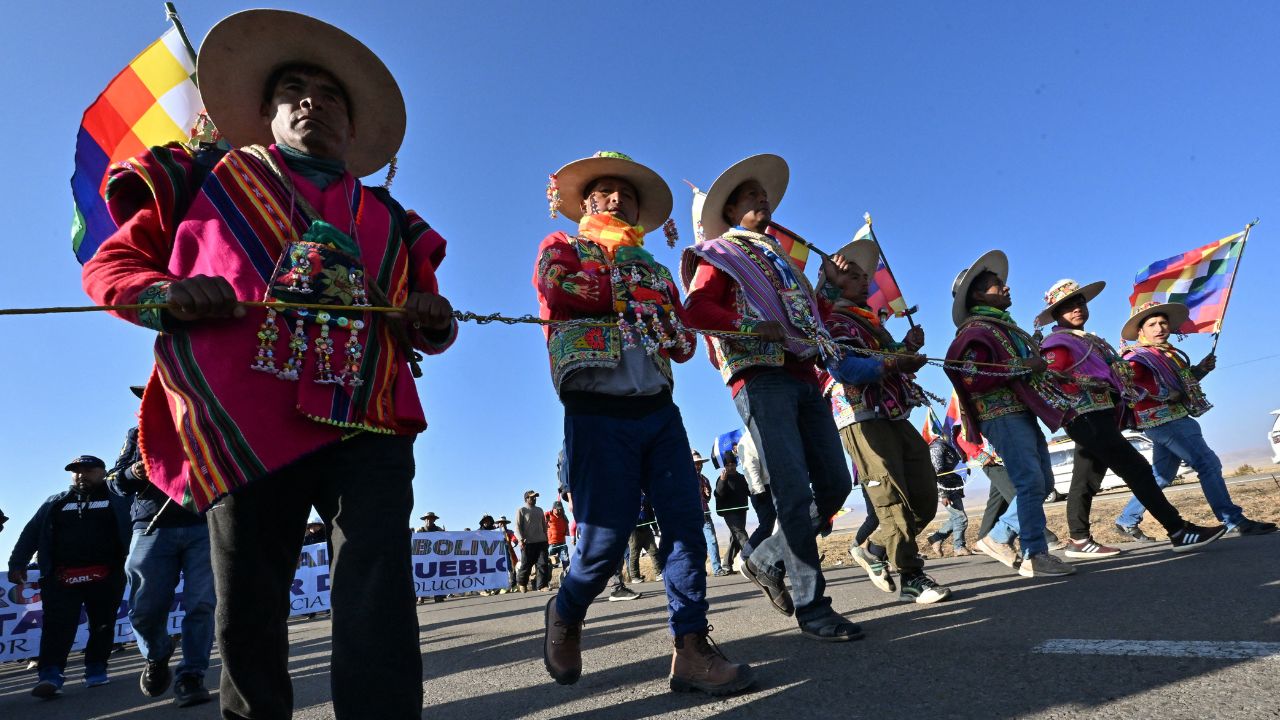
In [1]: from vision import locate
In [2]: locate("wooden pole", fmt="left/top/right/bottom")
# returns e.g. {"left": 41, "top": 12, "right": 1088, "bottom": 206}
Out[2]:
{"left": 163, "top": 3, "right": 199, "bottom": 68}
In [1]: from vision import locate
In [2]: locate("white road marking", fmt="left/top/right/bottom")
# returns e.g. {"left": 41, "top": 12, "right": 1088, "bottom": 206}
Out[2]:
{"left": 1034, "top": 639, "right": 1280, "bottom": 660}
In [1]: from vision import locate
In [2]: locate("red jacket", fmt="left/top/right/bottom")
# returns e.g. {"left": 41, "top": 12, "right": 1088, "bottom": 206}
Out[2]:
{"left": 546, "top": 511, "right": 569, "bottom": 545}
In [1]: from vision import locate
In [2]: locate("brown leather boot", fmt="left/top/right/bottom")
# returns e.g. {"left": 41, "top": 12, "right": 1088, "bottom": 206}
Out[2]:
{"left": 543, "top": 598, "right": 582, "bottom": 685}
{"left": 669, "top": 627, "right": 754, "bottom": 696}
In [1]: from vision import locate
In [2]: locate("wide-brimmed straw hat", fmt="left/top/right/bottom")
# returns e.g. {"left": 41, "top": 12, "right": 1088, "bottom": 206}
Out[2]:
{"left": 698, "top": 154, "right": 789, "bottom": 242}
{"left": 817, "top": 238, "right": 880, "bottom": 289}
{"left": 950, "top": 250, "right": 1009, "bottom": 327}
{"left": 1121, "top": 301, "right": 1190, "bottom": 341}
{"left": 551, "top": 151, "right": 672, "bottom": 233}
{"left": 197, "top": 9, "right": 405, "bottom": 178}
{"left": 1034, "top": 279, "right": 1106, "bottom": 328}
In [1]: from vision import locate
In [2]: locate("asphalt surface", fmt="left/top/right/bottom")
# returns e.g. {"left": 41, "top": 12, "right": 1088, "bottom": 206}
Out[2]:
{"left": 2, "top": 528, "right": 1277, "bottom": 719}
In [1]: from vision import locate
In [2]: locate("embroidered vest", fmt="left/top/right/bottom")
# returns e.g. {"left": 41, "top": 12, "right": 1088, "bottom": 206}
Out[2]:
{"left": 547, "top": 239, "right": 675, "bottom": 391}
{"left": 708, "top": 281, "right": 786, "bottom": 383}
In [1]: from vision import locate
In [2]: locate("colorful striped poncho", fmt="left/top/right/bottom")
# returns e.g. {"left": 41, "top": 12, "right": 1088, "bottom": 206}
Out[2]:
{"left": 82, "top": 143, "right": 456, "bottom": 511}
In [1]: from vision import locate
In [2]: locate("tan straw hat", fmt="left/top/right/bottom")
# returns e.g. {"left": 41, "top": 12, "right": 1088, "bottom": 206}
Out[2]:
{"left": 950, "top": 250, "right": 1009, "bottom": 327}
{"left": 1034, "top": 279, "right": 1106, "bottom": 328}
{"left": 698, "top": 154, "right": 789, "bottom": 242}
{"left": 551, "top": 151, "right": 672, "bottom": 233}
{"left": 1121, "top": 301, "right": 1190, "bottom": 341}
{"left": 197, "top": 9, "right": 405, "bottom": 178}
{"left": 817, "top": 238, "right": 879, "bottom": 288}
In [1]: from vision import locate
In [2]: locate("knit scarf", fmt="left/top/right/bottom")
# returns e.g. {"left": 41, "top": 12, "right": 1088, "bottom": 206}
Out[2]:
{"left": 838, "top": 301, "right": 897, "bottom": 349}
{"left": 578, "top": 213, "right": 644, "bottom": 261}
{"left": 969, "top": 305, "right": 1030, "bottom": 357}
{"left": 277, "top": 143, "right": 346, "bottom": 189}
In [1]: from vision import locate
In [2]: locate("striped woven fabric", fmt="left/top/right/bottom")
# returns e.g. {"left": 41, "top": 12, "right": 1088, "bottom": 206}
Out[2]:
{"left": 71, "top": 28, "right": 201, "bottom": 264}
{"left": 1129, "top": 231, "right": 1246, "bottom": 334}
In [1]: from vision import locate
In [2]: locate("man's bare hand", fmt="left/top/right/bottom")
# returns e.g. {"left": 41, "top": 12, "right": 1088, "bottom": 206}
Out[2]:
{"left": 7, "top": 569, "right": 26, "bottom": 585}
{"left": 130, "top": 460, "right": 147, "bottom": 480}
{"left": 1197, "top": 353, "right": 1217, "bottom": 374}
{"left": 754, "top": 321, "right": 787, "bottom": 343}
{"left": 392, "top": 292, "right": 454, "bottom": 331}
{"left": 166, "top": 276, "right": 243, "bottom": 322}
{"left": 821, "top": 254, "right": 852, "bottom": 279}
{"left": 895, "top": 353, "right": 929, "bottom": 374}
{"left": 1024, "top": 356, "right": 1049, "bottom": 374}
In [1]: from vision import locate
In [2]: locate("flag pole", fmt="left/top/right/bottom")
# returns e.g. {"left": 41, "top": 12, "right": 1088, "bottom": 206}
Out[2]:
{"left": 1208, "top": 218, "right": 1257, "bottom": 355}
{"left": 863, "top": 212, "right": 918, "bottom": 329}
{"left": 163, "top": 3, "right": 198, "bottom": 66}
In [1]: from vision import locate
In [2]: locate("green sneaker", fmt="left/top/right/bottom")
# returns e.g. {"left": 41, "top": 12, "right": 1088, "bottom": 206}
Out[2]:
{"left": 850, "top": 546, "right": 895, "bottom": 593}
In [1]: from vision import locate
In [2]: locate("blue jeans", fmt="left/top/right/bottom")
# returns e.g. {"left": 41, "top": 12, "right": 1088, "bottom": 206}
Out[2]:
{"left": 1116, "top": 417, "right": 1244, "bottom": 528}
{"left": 126, "top": 524, "right": 216, "bottom": 678}
{"left": 980, "top": 413, "right": 1054, "bottom": 557}
{"left": 929, "top": 498, "right": 969, "bottom": 548}
{"left": 557, "top": 401, "right": 708, "bottom": 636}
{"left": 703, "top": 514, "right": 722, "bottom": 573}
{"left": 733, "top": 370, "right": 852, "bottom": 623}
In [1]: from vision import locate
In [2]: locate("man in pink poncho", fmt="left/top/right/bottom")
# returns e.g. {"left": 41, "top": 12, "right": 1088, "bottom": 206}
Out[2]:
{"left": 81, "top": 10, "right": 454, "bottom": 719}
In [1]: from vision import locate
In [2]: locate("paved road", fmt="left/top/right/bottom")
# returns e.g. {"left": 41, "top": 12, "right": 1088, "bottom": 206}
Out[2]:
{"left": 3, "top": 532, "right": 1277, "bottom": 719}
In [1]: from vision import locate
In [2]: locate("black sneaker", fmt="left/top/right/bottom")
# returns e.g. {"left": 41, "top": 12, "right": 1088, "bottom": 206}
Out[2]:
{"left": 1169, "top": 522, "right": 1226, "bottom": 553}
{"left": 899, "top": 573, "right": 952, "bottom": 604}
{"left": 1115, "top": 523, "right": 1159, "bottom": 543}
{"left": 139, "top": 657, "right": 172, "bottom": 697}
{"left": 173, "top": 674, "right": 211, "bottom": 707}
{"left": 608, "top": 585, "right": 641, "bottom": 601}
{"left": 1228, "top": 518, "right": 1278, "bottom": 536}
{"left": 740, "top": 558, "right": 794, "bottom": 617}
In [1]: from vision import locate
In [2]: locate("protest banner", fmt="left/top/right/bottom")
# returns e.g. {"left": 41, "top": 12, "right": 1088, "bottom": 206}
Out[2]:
{"left": 411, "top": 530, "right": 510, "bottom": 595}
{"left": 0, "top": 534, "right": 506, "bottom": 660}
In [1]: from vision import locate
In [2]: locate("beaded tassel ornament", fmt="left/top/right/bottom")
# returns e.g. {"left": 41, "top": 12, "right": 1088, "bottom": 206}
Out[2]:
{"left": 662, "top": 218, "right": 679, "bottom": 248}
{"left": 279, "top": 317, "right": 308, "bottom": 381}
{"left": 546, "top": 174, "right": 562, "bottom": 219}
{"left": 350, "top": 270, "right": 371, "bottom": 307}
{"left": 341, "top": 319, "right": 367, "bottom": 387}
{"left": 251, "top": 308, "right": 281, "bottom": 374}
{"left": 314, "top": 313, "right": 339, "bottom": 384}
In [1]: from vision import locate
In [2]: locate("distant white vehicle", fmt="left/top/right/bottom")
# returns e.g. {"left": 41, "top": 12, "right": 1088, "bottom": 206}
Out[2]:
{"left": 1045, "top": 431, "right": 1156, "bottom": 500}
{"left": 1270, "top": 410, "right": 1280, "bottom": 464}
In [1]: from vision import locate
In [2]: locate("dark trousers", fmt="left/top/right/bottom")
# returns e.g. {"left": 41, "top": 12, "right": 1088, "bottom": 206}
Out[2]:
{"left": 517, "top": 541, "right": 550, "bottom": 589}
{"left": 1066, "top": 445, "right": 1105, "bottom": 540}
{"left": 207, "top": 433, "right": 421, "bottom": 720}
{"left": 734, "top": 370, "right": 853, "bottom": 623}
{"left": 743, "top": 489, "right": 776, "bottom": 559}
{"left": 38, "top": 570, "right": 126, "bottom": 674}
{"left": 556, "top": 401, "right": 708, "bottom": 636}
{"left": 720, "top": 511, "right": 750, "bottom": 568}
{"left": 1063, "top": 409, "right": 1183, "bottom": 535}
{"left": 978, "top": 464, "right": 1015, "bottom": 539}
{"left": 627, "top": 526, "right": 663, "bottom": 579}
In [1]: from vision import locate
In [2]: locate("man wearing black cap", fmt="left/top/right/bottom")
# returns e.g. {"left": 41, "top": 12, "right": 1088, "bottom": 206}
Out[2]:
{"left": 516, "top": 491, "right": 550, "bottom": 592}
{"left": 7, "top": 455, "right": 131, "bottom": 698}
{"left": 108, "top": 386, "right": 215, "bottom": 707}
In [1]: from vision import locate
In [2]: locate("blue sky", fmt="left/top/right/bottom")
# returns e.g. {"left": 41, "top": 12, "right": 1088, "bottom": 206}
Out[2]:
{"left": 2, "top": 2, "right": 1278, "bottom": 559}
